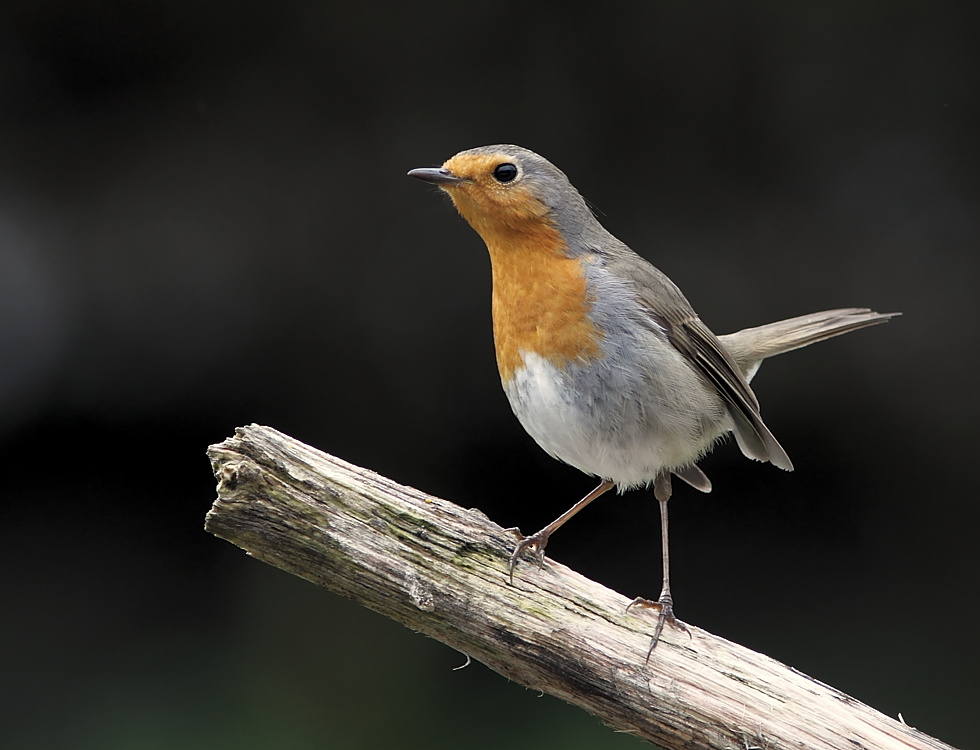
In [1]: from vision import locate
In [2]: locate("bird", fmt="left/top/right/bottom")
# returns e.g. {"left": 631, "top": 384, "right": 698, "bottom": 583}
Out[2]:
{"left": 408, "top": 144, "right": 897, "bottom": 652}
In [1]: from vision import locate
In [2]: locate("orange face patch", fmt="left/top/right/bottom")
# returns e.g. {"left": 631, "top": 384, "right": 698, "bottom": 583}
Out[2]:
{"left": 436, "top": 152, "right": 602, "bottom": 383}
{"left": 440, "top": 153, "right": 550, "bottom": 229}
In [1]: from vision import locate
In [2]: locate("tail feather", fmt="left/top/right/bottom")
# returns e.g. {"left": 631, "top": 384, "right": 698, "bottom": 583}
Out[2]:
{"left": 719, "top": 308, "right": 899, "bottom": 381}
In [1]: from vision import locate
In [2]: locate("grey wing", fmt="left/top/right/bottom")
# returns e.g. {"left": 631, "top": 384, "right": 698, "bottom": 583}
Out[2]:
{"left": 609, "top": 251, "right": 794, "bottom": 471}
{"left": 674, "top": 316, "right": 793, "bottom": 471}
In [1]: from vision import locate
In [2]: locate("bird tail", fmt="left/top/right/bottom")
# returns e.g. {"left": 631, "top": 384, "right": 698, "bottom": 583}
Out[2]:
{"left": 719, "top": 308, "right": 899, "bottom": 382}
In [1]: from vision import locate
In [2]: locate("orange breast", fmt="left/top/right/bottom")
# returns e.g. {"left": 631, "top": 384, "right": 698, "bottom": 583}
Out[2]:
{"left": 436, "top": 158, "right": 603, "bottom": 384}
{"left": 483, "top": 222, "right": 602, "bottom": 384}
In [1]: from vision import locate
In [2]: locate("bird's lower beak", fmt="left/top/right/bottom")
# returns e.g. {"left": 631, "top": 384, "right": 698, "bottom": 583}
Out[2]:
{"left": 407, "top": 167, "right": 466, "bottom": 185}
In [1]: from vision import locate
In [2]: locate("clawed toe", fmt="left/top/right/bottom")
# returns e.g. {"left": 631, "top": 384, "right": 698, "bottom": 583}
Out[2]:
{"left": 507, "top": 531, "right": 551, "bottom": 583}
{"left": 626, "top": 595, "right": 691, "bottom": 659}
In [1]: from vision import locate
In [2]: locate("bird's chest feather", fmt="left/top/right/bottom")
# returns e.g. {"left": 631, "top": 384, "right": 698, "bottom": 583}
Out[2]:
{"left": 485, "top": 237, "right": 730, "bottom": 483}
{"left": 486, "top": 227, "right": 602, "bottom": 386}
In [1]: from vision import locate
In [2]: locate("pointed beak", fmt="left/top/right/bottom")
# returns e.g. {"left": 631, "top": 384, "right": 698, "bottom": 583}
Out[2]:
{"left": 407, "top": 167, "right": 466, "bottom": 186}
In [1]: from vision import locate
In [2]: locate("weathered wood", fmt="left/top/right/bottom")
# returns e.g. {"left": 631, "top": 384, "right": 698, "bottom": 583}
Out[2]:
{"left": 205, "top": 424, "right": 953, "bottom": 750}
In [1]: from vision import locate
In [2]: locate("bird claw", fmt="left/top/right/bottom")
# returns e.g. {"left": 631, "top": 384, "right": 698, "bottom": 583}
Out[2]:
{"left": 507, "top": 529, "right": 551, "bottom": 583}
{"left": 626, "top": 595, "right": 691, "bottom": 660}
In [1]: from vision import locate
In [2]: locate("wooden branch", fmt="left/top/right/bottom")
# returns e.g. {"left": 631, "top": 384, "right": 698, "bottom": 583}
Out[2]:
{"left": 205, "top": 424, "right": 953, "bottom": 750}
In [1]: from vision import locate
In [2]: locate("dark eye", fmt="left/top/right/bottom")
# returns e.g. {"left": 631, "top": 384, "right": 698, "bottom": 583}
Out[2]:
{"left": 492, "top": 163, "right": 519, "bottom": 183}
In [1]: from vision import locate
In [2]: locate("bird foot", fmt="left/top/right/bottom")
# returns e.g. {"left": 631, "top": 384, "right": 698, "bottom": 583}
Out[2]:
{"left": 626, "top": 595, "right": 691, "bottom": 660}
{"left": 507, "top": 529, "right": 551, "bottom": 584}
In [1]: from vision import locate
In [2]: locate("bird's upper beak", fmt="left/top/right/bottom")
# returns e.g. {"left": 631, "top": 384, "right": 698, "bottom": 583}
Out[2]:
{"left": 407, "top": 167, "right": 466, "bottom": 186}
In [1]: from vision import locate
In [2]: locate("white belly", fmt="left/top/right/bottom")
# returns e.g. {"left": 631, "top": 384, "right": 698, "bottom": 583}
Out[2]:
{"left": 503, "top": 350, "right": 731, "bottom": 489}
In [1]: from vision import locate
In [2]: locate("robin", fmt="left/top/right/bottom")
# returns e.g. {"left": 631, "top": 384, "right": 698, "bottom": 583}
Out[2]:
{"left": 408, "top": 144, "right": 897, "bottom": 651}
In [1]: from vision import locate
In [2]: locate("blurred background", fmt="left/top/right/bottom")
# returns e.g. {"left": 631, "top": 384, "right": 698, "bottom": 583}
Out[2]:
{"left": 1, "top": 1, "right": 977, "bottom": 748}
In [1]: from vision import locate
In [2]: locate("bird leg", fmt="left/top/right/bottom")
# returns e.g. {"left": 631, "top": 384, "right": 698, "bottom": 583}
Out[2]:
{"left": 508, "top": 479, "right": 616, "bottom": 583}
{"left": 627, "top": 470, "right": 690, "bottom": 658}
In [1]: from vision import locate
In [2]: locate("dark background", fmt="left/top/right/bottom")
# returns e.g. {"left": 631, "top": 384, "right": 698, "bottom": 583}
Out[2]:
{"left": 2, "top": 1, "right": 977, "bottom": 748}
